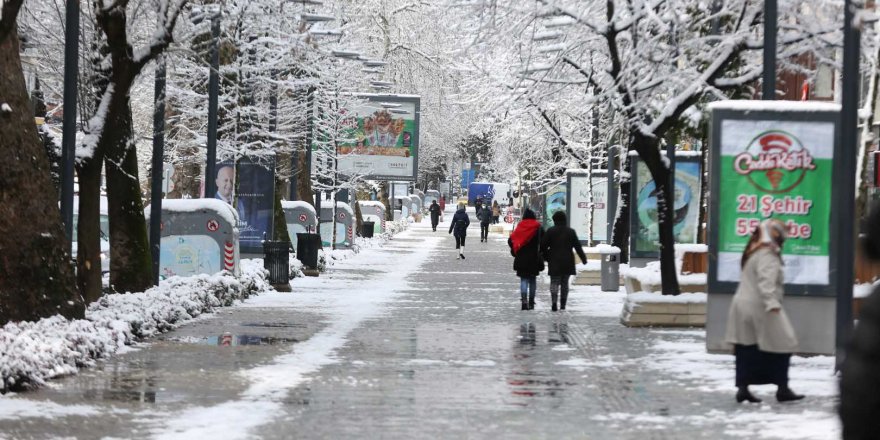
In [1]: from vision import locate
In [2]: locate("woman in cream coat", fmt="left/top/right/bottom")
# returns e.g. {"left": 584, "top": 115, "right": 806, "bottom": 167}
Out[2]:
{"left": 725, "top": 219, "right": 804, "bottom": 403}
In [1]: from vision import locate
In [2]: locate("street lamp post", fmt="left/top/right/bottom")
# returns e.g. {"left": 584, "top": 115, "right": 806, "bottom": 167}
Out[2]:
{"left": 149, "top": 55, "right": 166, "bottom": 286}
{"left": 60, "top": 0, "right": 80, "bottom": 247}
{"left": 762, "top": 0, "right": 777, "bottom": 100}
{"left": 191, "top": 6, "right": 222, "bottom": 199}
{"left": 837, "top": 0, "right": 862, "bottom": 369}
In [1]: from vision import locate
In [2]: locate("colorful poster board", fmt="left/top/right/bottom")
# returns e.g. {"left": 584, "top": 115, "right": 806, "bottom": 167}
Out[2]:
{"left": 544, "top": 184, "right": 567, "bottom": 229}
{"left": 708, "top": 103, "right": 841, "bottom": 296}
{"left": 314, "top": 94, "right": 420, "bottom": 181}
{"left": 567, "top": 171, "right": 609, "bottom": 244}
{"left": 629, "top": 155, "right": 701, "bottom": 258}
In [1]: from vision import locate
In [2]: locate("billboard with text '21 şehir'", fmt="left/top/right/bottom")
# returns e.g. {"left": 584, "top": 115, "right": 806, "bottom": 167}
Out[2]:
{"left": 316, "top": 94, "right": 420, "bottom": 181}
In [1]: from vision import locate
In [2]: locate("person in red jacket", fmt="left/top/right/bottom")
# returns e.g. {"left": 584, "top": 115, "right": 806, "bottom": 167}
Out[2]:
{"left": 508, "top": 209, "right": 544, "bottom": 310}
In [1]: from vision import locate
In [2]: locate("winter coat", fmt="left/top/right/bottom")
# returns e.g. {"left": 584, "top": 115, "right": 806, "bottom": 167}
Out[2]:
{"left": 448, "top": 208, "right": 470, "bottom": 237}
{"left": 478, "top": 207, "right": 493, "bottom": 225}
{"left": 541, "top": 224, "right": 587, "bottom": 276}
{"left": 492, "top": 205, "right": 501, "bottom": 217}
{"left": 508, "top": 226, "right": 544, "bottom": 277}
{"left": 840, "top": 284, "right": 880, "bottom": 439}
{"left": 429, "top": 203, "right": 441, "bottom": 220}
{"left": 724, "top": 247, "right": 798, "bottom": 353}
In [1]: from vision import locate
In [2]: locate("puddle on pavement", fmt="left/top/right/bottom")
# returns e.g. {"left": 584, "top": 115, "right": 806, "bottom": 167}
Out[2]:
{"left": 175, "top": 334, "right": 299, "bottom": 346}
{"left": 241, "top": 322, "right": 307, "bottom": 329}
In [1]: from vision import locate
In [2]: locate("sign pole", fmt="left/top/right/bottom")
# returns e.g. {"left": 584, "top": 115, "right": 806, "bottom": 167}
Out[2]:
{"left": 837, "top": 0, "right": 861, "bottom": 369}
{"left": 763, "top": 0, "right": 777, "bottom": 100}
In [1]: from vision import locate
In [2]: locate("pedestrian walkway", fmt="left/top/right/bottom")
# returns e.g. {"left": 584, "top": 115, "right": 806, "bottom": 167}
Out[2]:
{"left": 0, "top": 214, "right": 838, "bottom": 439}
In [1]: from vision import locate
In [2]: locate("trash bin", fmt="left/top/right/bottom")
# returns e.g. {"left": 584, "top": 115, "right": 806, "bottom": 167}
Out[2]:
{"left": 601, "top": 247, "right": 621, "bottom": 292}
{"left": 296, "top": 232, "right": 321, "bottom": 270}
{"left": 264, "top": 241, "right": 292, "bottom": 285}
{"left": 361, "top": 221, "right": 375, "bottom": 238}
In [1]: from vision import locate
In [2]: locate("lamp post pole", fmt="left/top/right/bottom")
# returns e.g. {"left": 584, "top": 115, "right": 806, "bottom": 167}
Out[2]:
{"left": 837, "top": 0, "right": 861, "bottom": 369}
{"left": 204, "top": 15, "right": 221, "bottom": 199}
{"left": 149, "top": 55, "right": 166, "bottom": 286}
{"left": 60, "top": 0, "right": 81, "bottom": 247}
{"left": 762, "top": 0, "right": 777, "bottom": 100}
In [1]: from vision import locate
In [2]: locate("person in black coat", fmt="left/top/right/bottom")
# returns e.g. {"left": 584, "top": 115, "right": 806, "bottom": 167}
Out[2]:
{"left": 448, "top": 202, "right": 470, "bottom": 259}
{"left": 541, "top": 211, "right": 587, "bottom": 311}
{"left": 840, "top": 204, "right": 880, "bottom": 439}
{"left": 478, "top": 204, "right": 493, "bottom": 242}
{"left": 429, "top": 200, "right": 441, "bottom": 232}
{"left": 508, "top": 209, "right": 544, "bottom": 310}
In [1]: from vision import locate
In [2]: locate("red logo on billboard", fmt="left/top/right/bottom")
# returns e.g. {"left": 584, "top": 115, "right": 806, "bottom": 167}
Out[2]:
{"left": 734, "top": 131, "right": 816, "bottom": 194}
{"left": 299, "top": 214, "right": 307, "bottom": 222}
{"left": 207, "top": 219, "right": 220, "bottom": 232}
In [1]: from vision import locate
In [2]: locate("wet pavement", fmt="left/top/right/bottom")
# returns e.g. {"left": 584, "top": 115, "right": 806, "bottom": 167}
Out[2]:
{"left": 0, "top": 213, "right": 839, "bottom": 439}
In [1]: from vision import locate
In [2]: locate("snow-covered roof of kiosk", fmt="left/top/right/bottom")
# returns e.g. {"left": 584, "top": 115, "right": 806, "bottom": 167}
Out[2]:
{"left": 145, "top": 198, "right": 239, "bottom": 226}
{"left": 280, "top": 200, "right": 317, "bottom": 215}
{"left": 708, "top": 100, "right": 840, "bottom": 113}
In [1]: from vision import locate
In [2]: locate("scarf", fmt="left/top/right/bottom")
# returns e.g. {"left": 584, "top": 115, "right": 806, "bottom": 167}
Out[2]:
{"left": 510, "top": 218, "right": 541, "bottom": 254}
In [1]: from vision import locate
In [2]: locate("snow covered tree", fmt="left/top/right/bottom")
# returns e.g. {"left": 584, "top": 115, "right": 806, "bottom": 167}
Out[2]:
{"left": 444, "top": 0, "right": 852, "bottom": 295}
{"left": 0, "top": 0, "right": 84, "bottom": 323}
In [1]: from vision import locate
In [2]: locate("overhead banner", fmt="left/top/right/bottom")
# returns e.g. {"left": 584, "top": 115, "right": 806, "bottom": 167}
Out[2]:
{"left": 567, "top": 171, "right": 609, "bottom": 244}
{"left": 709, "top": 102, "right": 840, "bottom": 296}
{"left": 630, "top": 156, "right": 701, "bottom": 258}
{"left": 315, "top": 94, "right": 420, "bottom": 181}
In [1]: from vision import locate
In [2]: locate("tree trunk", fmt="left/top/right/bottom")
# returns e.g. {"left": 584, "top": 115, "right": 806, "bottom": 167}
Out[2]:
{"left": 633, "top": 133, "right": 681, "bottom": 295}
{"left": 612, "top": 152, "right": 631, "bottom": 264}
{"left": 166, "top": 146, "right": 202, "bottom": 199}
{"left": 104, "top": 98, "right": 153, "bottom": 293}
{"left": 273, "top": 170, "right": 290, "bottom": 243}
{"left": 75, "top": 157, "right": 104, "bottom": 303}
{"left": 295, "top": 149, "right": 313, "bottom": 204}
{"left": 0, "top": 28, "right": 84, "bottom": 324}
{"left": 380, "top": 181, "right": 391, "bottom": 221}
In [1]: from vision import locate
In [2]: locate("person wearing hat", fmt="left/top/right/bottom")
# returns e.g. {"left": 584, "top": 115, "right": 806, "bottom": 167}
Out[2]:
{"left": 725, "top": 218, "right": 803, "bottom": 404}
{"left": 540, "top": 211, "right": 587, "bottom": 311}
{"left": 448, "top": 202, "right": 470, "bottom": 259}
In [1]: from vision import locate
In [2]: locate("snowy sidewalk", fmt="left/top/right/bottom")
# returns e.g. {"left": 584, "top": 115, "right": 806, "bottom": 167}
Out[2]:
{"left": 0, "top": 215, "right": 840, "bottom": 439}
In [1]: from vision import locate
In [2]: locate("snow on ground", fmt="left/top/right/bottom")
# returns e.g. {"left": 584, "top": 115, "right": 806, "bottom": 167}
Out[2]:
{"left": 152, "top": 222, "right": 440, "bottom": 439}
{"left": 565, "top": 281, "right": 839, "bottom": 439}
{"left": 0, "top": 262, "right": 269, "bottom": 393}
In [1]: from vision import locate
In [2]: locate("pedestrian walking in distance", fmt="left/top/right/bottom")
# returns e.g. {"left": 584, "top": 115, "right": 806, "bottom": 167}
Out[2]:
{"left": 448, "top": 202, "right": 470, "bottom": 259}
{"left": 508, "top": 209, "right": 544, "bottom": 310}
{"left": 840, "top": 205, "right": 880, "bottom": 439}
{"left": 429, "top": 200, "right": 441, "bottom": 232}
{"left": 541, "top": 211, "right": 587, "bottom": 312}
{"left": 492, "top": 201, "right": 501, "bottom": 224}
{"left": 725, "top": 218, "right": 803, "bottom": 404}
{"left": 478, "top": 202, "right": 493, "bottom": 242}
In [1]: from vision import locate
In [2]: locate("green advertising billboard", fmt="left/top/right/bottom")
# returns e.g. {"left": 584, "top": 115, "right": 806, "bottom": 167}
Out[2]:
{"left": 708, "top": 102, "right": 841, "bottom": 297}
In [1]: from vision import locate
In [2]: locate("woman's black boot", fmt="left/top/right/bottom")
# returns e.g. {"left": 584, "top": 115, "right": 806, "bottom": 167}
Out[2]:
{"left": 521, "top": 301, "right": 528, "bottom": 310}
{"left": 736, "top": 386, "right": 762, "bottom": 403}
{"left": 776, "top": 386, "right": 805, "bottom": 402}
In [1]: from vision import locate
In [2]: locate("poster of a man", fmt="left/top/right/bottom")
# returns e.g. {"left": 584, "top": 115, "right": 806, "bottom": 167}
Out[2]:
{"left": 214, "top": 164, "right": 235, "bottom": 204}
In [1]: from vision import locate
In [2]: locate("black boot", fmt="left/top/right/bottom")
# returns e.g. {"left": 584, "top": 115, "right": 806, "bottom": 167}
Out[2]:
{"left": 560, "top": 296, "right": 567, "bottom": 311}
{"left": 521, "top": 301, "right": 528, "bottom": 310}
{"left": 736, "top": 386, "right": 762, "bottom": 403}
{"left": 528, "top": 292, "right": 535, "bottom": 310}
{"left": 551, "top": 303, "right": 558, "bottom": 312}
{"left": 776, "top": 386, "right": 805, "bottom": 402}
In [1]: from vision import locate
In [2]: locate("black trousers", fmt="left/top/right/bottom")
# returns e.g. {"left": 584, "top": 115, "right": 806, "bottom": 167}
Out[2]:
{"left": 431, "top": 216, "right": 439, "bottom": 230}
{"left": 480, "top": 223, "right": 489, "bottom": 240}
{"left": 455, "top": 235, "right": 466, "bottom": 249}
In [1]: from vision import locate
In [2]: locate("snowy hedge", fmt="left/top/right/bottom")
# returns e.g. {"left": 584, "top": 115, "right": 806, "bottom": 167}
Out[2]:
{"left": 0, "top": 261, "right": 269, "bottom": 393}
